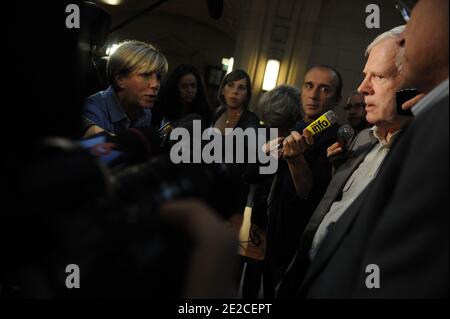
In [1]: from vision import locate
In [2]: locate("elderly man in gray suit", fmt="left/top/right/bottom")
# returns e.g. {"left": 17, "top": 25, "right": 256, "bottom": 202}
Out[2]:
{"left": 278, "top": 0, "right": 449, "bottom": 299}
{"left": 275, "top": 25, "right": 415, "bottom": 298}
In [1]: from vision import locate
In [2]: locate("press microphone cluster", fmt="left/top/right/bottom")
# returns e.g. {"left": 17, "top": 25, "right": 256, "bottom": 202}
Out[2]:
{"left": 79, "top": 114, "right": 203, "bottom": 167}
{"left": 114, "top": 114, "right": 203, "bottom": 164}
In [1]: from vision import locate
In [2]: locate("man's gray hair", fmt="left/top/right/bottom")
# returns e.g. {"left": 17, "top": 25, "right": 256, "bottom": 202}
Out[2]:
{"left": 366, "top": 25, "right": 406, "bottom": 72}
{"left": 257, "top": 85, "right": 300, "bottom": 131}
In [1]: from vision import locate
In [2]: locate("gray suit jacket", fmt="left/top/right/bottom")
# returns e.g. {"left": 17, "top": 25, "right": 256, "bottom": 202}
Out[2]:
{"left": 277, "top": 128, "right": 378, "bottom": 297}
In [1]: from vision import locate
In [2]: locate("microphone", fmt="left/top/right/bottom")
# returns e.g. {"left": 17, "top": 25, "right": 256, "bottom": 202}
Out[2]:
{"left": 291, "top": 110, "right": 338, "bottom": 136}
{"left": 270, "top": 111, "right": 339, "bottom": 152}
{"left": 158, "top": 114, "right": 204, "bottom": 139}
{"left": 78, "top": 114, "right": 205, "bottom": 168}
{"left": 206, "top": 0, "right": 223, "bottom": 19}
{"left": 108, "top": 114, "right": 204, "bottom": 166}
{"left": 337, "top": 124, "right": 355, "bottom": 150}
{"left": 304, "top": 111, "right": 338, "bottom": 136}
{"left": 109, "top": 126, "right": 162, "bottom": 163}
{"left": 328, "top": 124, "right": 356, "bottom": 167}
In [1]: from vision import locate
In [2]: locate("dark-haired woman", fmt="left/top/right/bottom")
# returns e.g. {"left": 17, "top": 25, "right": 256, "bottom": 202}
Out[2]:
{"left": 152, "top": 64, "right": 212, "bottom": 127}
{"left": 211, "top": 69, "right": 262, "bottom": 210}
{"left": 212, "top": 70, "right": 265, "bottom": 298}
{"left": 212, "top": 69, "right": 260, "bottom": 134}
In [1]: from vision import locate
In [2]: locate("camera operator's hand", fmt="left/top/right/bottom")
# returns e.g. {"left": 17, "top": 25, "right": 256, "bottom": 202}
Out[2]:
{"left": 160, "top": 200, "right": 238, "bottom": 299}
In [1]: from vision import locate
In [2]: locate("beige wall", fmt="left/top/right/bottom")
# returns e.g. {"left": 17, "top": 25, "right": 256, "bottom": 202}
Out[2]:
{"left": 305, "top": 0, "right": 405, "bottom": 120}
{"left": 100, "top": 0, "right": 405, "bottom": 121}
{"left": 234, "top": 0, "right": 405, "bottom": 121}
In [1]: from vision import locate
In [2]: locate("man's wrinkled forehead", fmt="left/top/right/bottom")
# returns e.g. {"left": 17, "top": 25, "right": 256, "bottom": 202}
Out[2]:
{"left": 364, "top": 39, "right": 401, "bottom": 76}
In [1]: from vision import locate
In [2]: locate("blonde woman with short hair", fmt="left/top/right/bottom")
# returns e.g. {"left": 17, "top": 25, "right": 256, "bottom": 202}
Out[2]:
{"left": 82, "top": 40, "right": 168, "bottom": 137}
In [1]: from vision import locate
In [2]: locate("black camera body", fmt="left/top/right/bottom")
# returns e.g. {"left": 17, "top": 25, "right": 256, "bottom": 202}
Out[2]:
{"left": 2, "top": 136, "right": 244, "bottom": 298}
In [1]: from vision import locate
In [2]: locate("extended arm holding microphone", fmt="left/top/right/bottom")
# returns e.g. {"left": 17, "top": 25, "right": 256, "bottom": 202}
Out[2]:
{"left": 282, "top": 130, "right": 314, "bottom": 198}
{"left": 272, "top": 111, "right": 338, "bottom": 198}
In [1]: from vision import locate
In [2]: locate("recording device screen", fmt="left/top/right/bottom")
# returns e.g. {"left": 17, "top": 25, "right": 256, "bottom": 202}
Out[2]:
{"left": 78, "top": 132, "right": 124, "bottom": 165}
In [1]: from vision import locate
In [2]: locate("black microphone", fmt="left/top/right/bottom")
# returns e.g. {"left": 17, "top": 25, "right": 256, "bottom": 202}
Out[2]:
{"left": 337, "top": 124, "right": 355, "bottom": 150}
{"left": 109, "top": 114, "right": 204, "bottom": 166}
{"left": 328, "top": 124, "right": 356, "bottom": 168}
{"left": 206, "top": 0, "right": 223, "bottom": 19}
{"left": 107, "top": 126, "right": 163, "bottom": 165}
{"left": 78, "top": 114, "right": 205, "bottom": 167}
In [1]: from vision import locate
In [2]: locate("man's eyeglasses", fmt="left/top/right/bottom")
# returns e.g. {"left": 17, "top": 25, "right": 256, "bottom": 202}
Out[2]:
{"left": 395, "top": 0, "right": 418, "bottom": 22}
